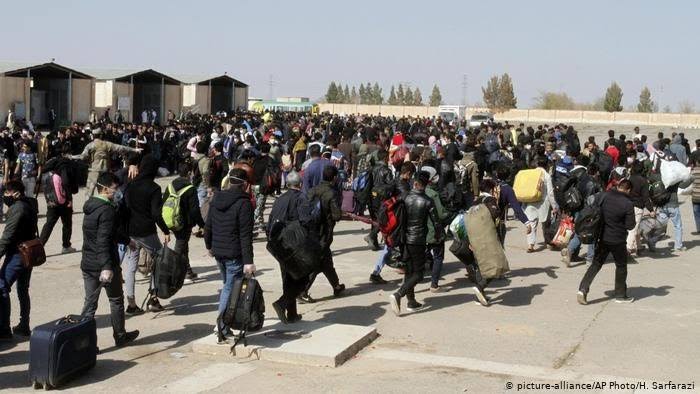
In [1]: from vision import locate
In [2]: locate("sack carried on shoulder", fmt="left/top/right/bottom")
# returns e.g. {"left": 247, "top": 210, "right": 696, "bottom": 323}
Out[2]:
{"left": 19, "top": 238, "right": 47, "bottom": 269}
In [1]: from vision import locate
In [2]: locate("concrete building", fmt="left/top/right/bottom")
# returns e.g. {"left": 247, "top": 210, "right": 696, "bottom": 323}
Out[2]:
{"left": 92, "top": 69, "right": 182, "bottom": 124}
{"left": 0, "top": 62, "right": 93, "bottom": 127}
{"left": 179, "top": 74, "right": 249, "bottom": 114}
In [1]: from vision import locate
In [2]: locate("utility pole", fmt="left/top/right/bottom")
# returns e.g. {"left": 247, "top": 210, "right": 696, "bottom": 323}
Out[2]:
{"left": 461, "top": 74, "right": 468, "bottom": 106}
{"left": 268, "top": 74, "right": 276, "bottom": 100}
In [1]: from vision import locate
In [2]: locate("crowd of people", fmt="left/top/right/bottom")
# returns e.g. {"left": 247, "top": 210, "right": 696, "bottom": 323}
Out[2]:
{"left": 1, "top": 109, "right": 699, "bottom": 344}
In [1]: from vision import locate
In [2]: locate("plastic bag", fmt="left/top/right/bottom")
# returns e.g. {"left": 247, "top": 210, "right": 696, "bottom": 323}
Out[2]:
{"left": 449, "top": 213, "right": 467, "bottom": 240}
{"left": 552, "top": 215, "right": 574, "bottom": 248}
{"left": 660, "top": 159, "right": 691, "bottom": 188}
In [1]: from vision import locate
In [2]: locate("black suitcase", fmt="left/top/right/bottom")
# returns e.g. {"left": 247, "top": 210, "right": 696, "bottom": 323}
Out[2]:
{"left": 29, "top": 314, "right": 97, "bottom": 390}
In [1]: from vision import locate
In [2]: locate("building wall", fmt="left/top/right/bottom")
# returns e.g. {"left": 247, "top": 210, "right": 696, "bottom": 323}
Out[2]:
{"left": 317, "top": 103, "right": 700, "bottom": 128}
{"left": 164, "top": 84, "right": 182, "bottom": 121}
{"left": 234, "top": 86, "right": 248, "bottom": 110}
{"left": 0, "top": 76, "right": 29, "bottom": 121}
{"left": 71, "top": 78, "right": 93, "bottom": 122}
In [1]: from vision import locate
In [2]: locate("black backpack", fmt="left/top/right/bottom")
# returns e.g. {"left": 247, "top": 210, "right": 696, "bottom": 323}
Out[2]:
{"left": 151, "top": 246, "right": 186, "bottom": 300}
{"left": 42, "top": 172, "right": 59, "bottom": 207}
{"left": 649, "top": 180, "right": 671, "bottom": 207}
{"left": 562, "top": 186, "right": 584, "bottom": 213}
{"left": 219, "top": 277, "right": 265, "bottom": 352}
{"left": 574, "top": 193, "right": 606, "bottom": 244}
{"left": 553, "top": 173, "right": 576, "bottom": 207}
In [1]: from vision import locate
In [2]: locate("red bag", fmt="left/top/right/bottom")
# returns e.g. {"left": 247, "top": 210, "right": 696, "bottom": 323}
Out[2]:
{"left": 552, "top": 215, "right": 574, "bottom": 248}
{"left": 377, "top": 197, "right": 404, "bottom": 247}
{"left": 341, "top": 190, "right": 355, "bottom": 213}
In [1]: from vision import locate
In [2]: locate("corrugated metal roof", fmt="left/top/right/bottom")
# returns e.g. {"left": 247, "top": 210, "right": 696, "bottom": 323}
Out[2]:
{"left": 0, "top": 61, "right": 93, "bottom": 79}
{"left": 172, "top": 73, "right": 248, "bottom": 87}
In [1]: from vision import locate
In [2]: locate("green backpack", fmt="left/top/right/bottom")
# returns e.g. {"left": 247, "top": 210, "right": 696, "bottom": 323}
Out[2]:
{"left": 162, "top": 183, "right": 194, "bottom": 231}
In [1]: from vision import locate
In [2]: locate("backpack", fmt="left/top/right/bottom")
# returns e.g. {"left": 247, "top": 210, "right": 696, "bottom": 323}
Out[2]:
{"left": 562, "top": 186, "right": 584, "bottom": 213}
{"left": 162, "top": 183, "right": 194, "bottom": 231}
{"left": 352, "top": 171, "right": 372, "bottom": 199}
{"left": 151, "top": 246, "right": 186, "bottom": 299}
{"left": 42, "top": 171, "right": 60, "bottom": 208}
{"left": 218, "top": 277, "right": 265, "bottom": 352}
{"left": 553, "top": 172, "right": 576, "bottom": 208}
{"left": 574, "top": 193, "right": 606, "bottom": 244}
{"left": 649, "top": 179, "right": 671, "bottom": 207}
{"left": 439, "top": 182, "right": 463, "bottom": 211}
{"left": 377, "top": 196, "right": 405, "bottom": 248}
{"left": 260, "top": 161, "right": 281, "bottom": 195}
{"left": 595, "top": 152, "right": 614, "bottom": 182}
{"left": 177, "top": 139, "right": 191, "bottom": 160}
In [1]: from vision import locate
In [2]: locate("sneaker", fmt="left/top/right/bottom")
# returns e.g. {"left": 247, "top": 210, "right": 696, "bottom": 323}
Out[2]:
{"left": 369, "top": 274, "right": 388, "bottom": 284}
{"left": 287, "top": 314, "right": 303, "bottom": 324}
{"left": 406, "top": 301, "right": 424, "bottom": 312}
{"left": 561, "top": 249, "right": 571, "bottom": 267}
{"left": 126, "top": 305, "right": 145, "bottom": 315}
{"left": 473, "top": 286, "right": 489, "bottom": 306}
{"left": 675, "top": 246, "right": 687, "bottom": 252}
{"left": 389, "top": 293, "right": 401, "bottom": 316}
{"left": 0, "top": 331, "right": 13, "bottom": 342}
{"left": 114, "top": 330, "right": 139, "bottom": 347}
{"left": 364, "top": 235, "right": 381, "bottom": 251}
{"left": 615, "top": 296, "right": 635, "bottom": 304}
{"left": 272, "top": 301, "right": 288, "bottom": 324}
{"left": 213, "top": 326, "right": 234, "bottom": 337}
{"left": 147, "top": 297, "right": 164, "bottom": 312}
{"left": 12, "top": 324, "right": 31, "bottom": 337}
{"left": 297, "top": 293, "right": 316, "bottom": 304}
{"left": 333, "top": 284, "right": 346, "bottom": 297}
{"left": 429, "top": 286, "right": 442, "bottom": 293}
{"left": 183, "top": 278, "right": 194, "bottom": 285}
{"left": 61, "top": 247, "right": 77, "bottom": 254}
{"left": 186, "top": 271, "right": 198, "bottom": 280}
{"left": 577, "top": 290, "right": 588, "bottom": 305}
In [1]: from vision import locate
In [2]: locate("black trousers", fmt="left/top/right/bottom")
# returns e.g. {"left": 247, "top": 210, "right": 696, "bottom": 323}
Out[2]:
{"left": 277, "top": 271, "right": 307, "bottom": 318}
{"left": 368, "top": 199, "right": 381, "bottom": 243}
{"left": 81, "top": 268, "right": 126, "bottom": 339}
{"left": 396, "top": 244, "right": 426, "bottom": 302}
{"left": 40, "top": 205, "right": 73, "bottom": 248}
{"left": 578, "top": 241, "right": 628, "bottom": 298}
{"left": 305, "top": 248, "right": 340, "bottom": 293}
{"left": 173, "top": 229, "right": 193, "bottom": 272}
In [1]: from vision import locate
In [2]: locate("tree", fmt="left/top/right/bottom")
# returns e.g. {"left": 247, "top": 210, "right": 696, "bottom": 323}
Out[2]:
{"left": 397, "top": 84, "right": 405, "bottom": 106}
{"left": 533, "top": 91, "right": 576, "bottom": 110}
{"left": 413, "top": 87, "right": 423, "bottom": 106}
{"left": 359, "top": 84, "right": 366, "bottom": 104}
{"left": 350, "top": 86, "right": 359, "bottom": 104}
{"left": 429, "top": 84, "right": 442, "bottom": 106}
{"left": 404, "top": 87, "right": 414, "bottom": 105}
{"left": 497, "top": 73, "right": 517, "bottom": 110}
{"left": 637, "top": 86, "right": 654, "bottom": 113}
{"left": 325, "top": 82, "right": 339, "bottom": 103}
{"left": 482, "top": 75, "right": 500, "bottom": 111}
{"left": 372, "top": 83, "right": 383, "bottom": 105}
{"left": 662, "top": 105, "right": 672, "bottom": 113}
{"left": 343, "top": 85, "right": 350, "bottom": 104}
{"left": 678, "top": 100, "right": 695, "bottom": 114}
{"left": 387, "top": 86, "right": 398, "bottom": 105}
{"left": 603, "top": 81, "right": 623, "bottom": 112}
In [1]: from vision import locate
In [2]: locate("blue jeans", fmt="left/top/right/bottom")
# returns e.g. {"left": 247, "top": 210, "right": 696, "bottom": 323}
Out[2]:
{"left": 693, "top": 203, "right": 700, "bottom": 233}
{"left": 428, "top": 243, "right": 445, "bottom": 287}
{"left": 197, "top": 185, "right": 208, "bottom": 207}
{"left": 568, "top": 233, "right": 595, "bottom": 262}
{"left": 661, "top": 206, "right": 683, "bottom": 249}
{"left": 216, "top": 258, "right": 243, "bottom": 331}
{"left": 372, "top": 246, "right": 389, "bottom": 275}
{"left": 0, "top": 253, "right": 32, "bottom": 332}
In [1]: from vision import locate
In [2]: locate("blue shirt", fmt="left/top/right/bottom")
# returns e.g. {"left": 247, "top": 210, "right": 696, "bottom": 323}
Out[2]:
{"left": 302, "top": 158, "right": 332, "bottom": 193}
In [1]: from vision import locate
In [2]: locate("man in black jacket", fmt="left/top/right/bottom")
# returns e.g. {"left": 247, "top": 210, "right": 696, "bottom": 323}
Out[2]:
{"left": 267, "top": 171, "right": 309, "bottom": 323}
{"left": 124, "top": 155, "right": 171, "bottom": 313}
{"left": 80, "top": 172, "right": 139, "bottom": 347}
{"left": 389, "top": 171, "right": 441, "bottom": 316}
{"left": 578, "top": 180, "right": 636, "bottom": 305}
{"left": 365, "top": 149, "right": 394, "bottom": 250}
{"left": 0, "top": 181, "right": 38, "bottom": 340}
{"left": 162, "top": 163, "right": 204, "bottom": 283}
{"left": 299, "top": 165, "right": 345, "bottom": 303}
{"left": 626, "top": 161, "right": 654, "bottom": 256}
{"left": 204, "top": 168, "right": 256, "bottom": 338}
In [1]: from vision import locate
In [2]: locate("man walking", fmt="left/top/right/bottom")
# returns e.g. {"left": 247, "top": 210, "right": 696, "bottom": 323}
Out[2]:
{"left": 0, "top": 181, "right": 39, "bottom": 340}
{"left": 389, "top": 171, "right": 441, "bottom": 316}
{"left": 80, "top": 172, "right": 139, "bottom": 347}
{"left": 578, "top": 180, "right": 636, "bottom": 304}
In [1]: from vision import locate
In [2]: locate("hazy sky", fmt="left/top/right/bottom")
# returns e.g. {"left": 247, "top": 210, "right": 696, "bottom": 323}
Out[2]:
{"left": 2, "top": 0, "right": 696, "bottom": 109}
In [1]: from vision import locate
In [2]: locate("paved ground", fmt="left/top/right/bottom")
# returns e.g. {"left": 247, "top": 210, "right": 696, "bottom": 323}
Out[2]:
{"left": 1, "top": 126, "right": 699, "bottom": 393}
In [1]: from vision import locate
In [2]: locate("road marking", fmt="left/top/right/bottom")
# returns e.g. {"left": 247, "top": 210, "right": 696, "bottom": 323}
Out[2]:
{"left": 158, "top": 362, "right": 255, "bottom": 393}
{"left": 366, "top": 349, "right": 652, "bottom": 385}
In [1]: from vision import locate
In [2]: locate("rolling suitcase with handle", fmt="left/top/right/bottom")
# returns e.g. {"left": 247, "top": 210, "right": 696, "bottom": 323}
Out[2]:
{"left": 29, "top": 286, "right": 101, "bottom": 390}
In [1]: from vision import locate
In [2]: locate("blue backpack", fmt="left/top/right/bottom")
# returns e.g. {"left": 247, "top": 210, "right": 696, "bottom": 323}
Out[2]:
{"left": 352, "top": 171, "right": 371, "bottom": 193}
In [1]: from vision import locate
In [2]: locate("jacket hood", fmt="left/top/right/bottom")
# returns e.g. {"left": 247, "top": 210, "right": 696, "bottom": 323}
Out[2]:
{"left": 172, "top": 177, "right": 192, "bottom": 191}
{"left": 672, "top": 135, "right": 682, "bottom": 144}
{"left": 212, "top": 188, "right": 249, "bottom": 210}
{"left": 83, "top": 196, "right": 112, "bottom": 215}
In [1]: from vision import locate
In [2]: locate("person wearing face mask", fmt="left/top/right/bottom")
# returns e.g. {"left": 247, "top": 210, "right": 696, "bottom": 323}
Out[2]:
{"left": 80, "top": 172, "right": 139, "bottom": 347}
{"left": 0, "top": 180, "right": 39, "bottom": 341}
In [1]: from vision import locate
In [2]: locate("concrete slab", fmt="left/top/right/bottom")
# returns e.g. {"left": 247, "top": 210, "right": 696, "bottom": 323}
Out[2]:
{"left": 191, "top": 320, "right": 378, "bottom": 367}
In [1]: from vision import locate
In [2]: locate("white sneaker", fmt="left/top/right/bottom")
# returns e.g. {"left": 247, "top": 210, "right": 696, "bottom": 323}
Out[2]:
{"left": 473, "top": 287, "right": 489, "bottom": 306}
{"left": 389, "top": 293, "right": 401, "bottom": 316}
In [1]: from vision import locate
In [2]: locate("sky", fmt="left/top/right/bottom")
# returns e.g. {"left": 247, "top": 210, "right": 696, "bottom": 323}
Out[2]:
{"left": 1, "top": 0, "right": 697, "bottom": 110}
